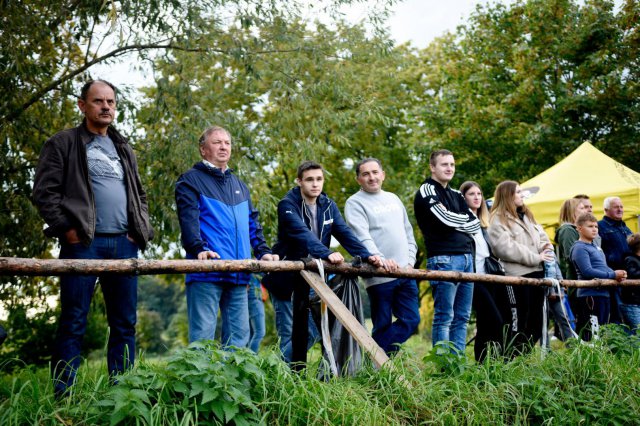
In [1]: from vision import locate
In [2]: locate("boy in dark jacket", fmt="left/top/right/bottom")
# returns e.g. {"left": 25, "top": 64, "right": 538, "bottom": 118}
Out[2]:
{"left": 264, "top": 161, "right": 383, "bottom": 370}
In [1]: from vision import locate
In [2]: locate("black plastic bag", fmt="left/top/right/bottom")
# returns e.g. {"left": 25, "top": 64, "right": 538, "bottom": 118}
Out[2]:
{"left": 310, "top": 274, "right": 364, "bottom": 377}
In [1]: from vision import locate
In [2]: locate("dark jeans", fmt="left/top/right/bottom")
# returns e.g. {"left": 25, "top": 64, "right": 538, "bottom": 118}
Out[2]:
{"left": 609, "top": 287, "right": 623, "bottom": 325}
{"left": 367, "top": 278, "right": 420, "bottom": 355}
{"left": 53, "top": 234, "right": 138, "bottom": 395}
{"left": 271, "top": 293, "right": 319, "bottom": 363}
{"left": 577, "top": 296, "right": 610, "bottom": 341}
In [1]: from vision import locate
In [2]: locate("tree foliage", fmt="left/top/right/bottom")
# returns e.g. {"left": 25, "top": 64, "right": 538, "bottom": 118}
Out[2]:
{"left": 413, "top": 0, "right": 640, "bottom": 194}
{"left": 136, "top": 18, "right": 424, "bottom": 250}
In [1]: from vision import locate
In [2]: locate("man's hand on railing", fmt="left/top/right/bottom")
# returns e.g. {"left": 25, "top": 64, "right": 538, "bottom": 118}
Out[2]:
{"left": 197, "top": 250, "right": 220, "bottom": 260}
{"left": 381, "top": 258, "right": 400, "bottom": 273}
{"left": 261, "top": 254, "right": 279, "bottom": 261}
{"left": 327, "top": 252, "right": 345, "bottom": 264}
{"left": 367, "top": 255, "right": 384, "bottom": 269}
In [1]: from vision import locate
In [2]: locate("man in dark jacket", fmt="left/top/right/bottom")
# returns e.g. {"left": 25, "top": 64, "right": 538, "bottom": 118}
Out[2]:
{"left": 599, "top": 196, "right": 633, "bottom": 324}
{"left": 32, "top": 80, "right": 153, "bottom": 396}
{"left": 175, "top": 126, "right": 278, "bottom": 348}
{"left": 414, "top": 149, "right": 480, "bottom": 354}
{"left": 264, "top": 161, "right": 382, "bottom": 370}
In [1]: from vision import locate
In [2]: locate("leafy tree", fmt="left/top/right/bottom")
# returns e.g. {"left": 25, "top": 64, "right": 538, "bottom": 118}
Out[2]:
{"left": 136, "top": 309, "right": 166, "bottom": 354}
{"left": 137, "top": 276, "right": 183, "bottom": 328}
{"left": 136, "top": 18, "right": 425, "bottom": 251}
{"left": 412, "top": 0, "right": 640, "bottom": 194}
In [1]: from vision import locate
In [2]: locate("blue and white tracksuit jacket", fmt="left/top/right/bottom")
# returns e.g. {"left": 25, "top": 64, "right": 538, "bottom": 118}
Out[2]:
{"left": 175, "top": 162, "right": 271, "bottom": 285}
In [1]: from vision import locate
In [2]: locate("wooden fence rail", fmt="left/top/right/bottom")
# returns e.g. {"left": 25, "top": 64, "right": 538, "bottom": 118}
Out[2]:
{"left": 2, "top": 256, "right": 639, "bottom": 371}
{"left": 1, "top": 257, "right": 640, "bottom": 288}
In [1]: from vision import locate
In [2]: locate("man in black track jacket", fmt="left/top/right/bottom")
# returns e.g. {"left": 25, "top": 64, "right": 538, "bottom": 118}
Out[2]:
{"left": 414, "top": 149, "right": 479, "bottom": 354}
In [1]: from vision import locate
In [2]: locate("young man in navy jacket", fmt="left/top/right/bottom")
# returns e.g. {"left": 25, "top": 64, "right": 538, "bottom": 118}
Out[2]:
{"left": 264, "top": 161, "right": 383, "bottom": 370}
{"left": 175, "top": 126, "right": 278, "bottom": 348}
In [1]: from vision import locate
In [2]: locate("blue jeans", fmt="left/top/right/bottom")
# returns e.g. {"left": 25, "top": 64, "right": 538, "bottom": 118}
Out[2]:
{"left": 271, "top": 294, "right": 319, "bottom": 363}
{"left": 247, "top": 284, "right": 265, "bottom": 352}
{"left": 53, "top": 234, "right": 138, "bottom": 395}
{"left": 427, "top": 253, "right": 474, "bottom": 353}
{"left": 620, "top": 303, "right": 640, "bottom": 335}
{"left": 367, "top": 279, "right": 420, "bottom": 355}
{"left": 186, "top": 281, "right": 250, "bottom": 348}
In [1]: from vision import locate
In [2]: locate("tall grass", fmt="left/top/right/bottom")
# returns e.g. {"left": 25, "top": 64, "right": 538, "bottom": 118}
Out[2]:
{"left": 1, "top": 326, "right": 639, "bottom": 425}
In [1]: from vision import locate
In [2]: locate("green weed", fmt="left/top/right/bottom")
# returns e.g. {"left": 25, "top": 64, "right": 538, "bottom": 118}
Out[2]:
{"left": 0, "top": 327, "right": 638, "bottom": 425}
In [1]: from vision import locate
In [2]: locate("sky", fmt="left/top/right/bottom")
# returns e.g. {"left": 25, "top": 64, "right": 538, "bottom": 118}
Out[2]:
{"left": 353, "top": 0, "right": 503, "bottom": 48}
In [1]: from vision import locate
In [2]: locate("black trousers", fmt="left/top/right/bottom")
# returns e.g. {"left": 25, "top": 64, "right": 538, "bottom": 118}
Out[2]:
{"left": 504, "top": 270, "right": 546, "bottom": 357}
{"left": 473, "top": 282, "right": 510, "bottom": 362}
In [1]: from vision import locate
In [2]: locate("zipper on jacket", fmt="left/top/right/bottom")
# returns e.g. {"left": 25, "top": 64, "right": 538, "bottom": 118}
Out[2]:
{"left": 231, "top": 173, "right": 240, "bottom": 285}
{"left": 80, "top": 131, "right": 96, "bottom": 243}
{"left": 320, "top": 202, "right": 332, "bottom": 242}
{"left": 117, "top": 142, "right": 144, "bottom": 246}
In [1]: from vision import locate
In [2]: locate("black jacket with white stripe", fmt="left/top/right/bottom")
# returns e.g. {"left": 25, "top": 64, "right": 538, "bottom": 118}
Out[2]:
{"left": 414, "top": 177, "right": 479, "bottom": 258}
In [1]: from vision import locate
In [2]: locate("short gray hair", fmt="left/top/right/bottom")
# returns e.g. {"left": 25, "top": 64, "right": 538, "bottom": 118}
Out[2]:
{"left": 603, "top": 196, "right": 621, "bottom": 210}
{"left": 199, "top": 126, "right": 231, "bottom": 146}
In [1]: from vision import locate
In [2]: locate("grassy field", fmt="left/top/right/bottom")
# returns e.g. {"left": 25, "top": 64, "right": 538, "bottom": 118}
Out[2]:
{"left": 1, "top": 326, "right": 639, "bottom": 425}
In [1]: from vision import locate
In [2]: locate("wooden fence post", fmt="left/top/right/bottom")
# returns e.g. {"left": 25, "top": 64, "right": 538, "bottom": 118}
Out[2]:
{"left": 299, "top": 270, "right": 390, "bottom": 369}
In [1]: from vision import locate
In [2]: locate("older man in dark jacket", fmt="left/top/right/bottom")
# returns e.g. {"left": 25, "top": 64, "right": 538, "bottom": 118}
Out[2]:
{"left": 33, "top": 80, "right": 153, "bottom": 397}
{"left": 599, "top": 196, "right": 633, "bottom": 324}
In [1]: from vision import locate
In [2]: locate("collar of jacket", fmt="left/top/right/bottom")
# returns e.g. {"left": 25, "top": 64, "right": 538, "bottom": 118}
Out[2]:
{"left": 286, "top": 186, "right": 330, "bottom": 209}
{"left": 425, "top": 177, "right": 449, "bottom": 190}
{"left": 77, "top": 119, "right": 127, "bottom": 145}
{"left": 601, "top": 215, "right": 626, "bottom": 227}
{"left": 194, "top": 161, "right": 234, "bottom": 179}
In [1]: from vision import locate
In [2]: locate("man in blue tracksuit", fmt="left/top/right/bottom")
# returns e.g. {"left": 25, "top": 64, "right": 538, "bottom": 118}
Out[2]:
{"left": 263, "top": 161, "right": 383, "bottom": 370}
{"left": 175, "top": 126, "right": 278, "bottom": 347}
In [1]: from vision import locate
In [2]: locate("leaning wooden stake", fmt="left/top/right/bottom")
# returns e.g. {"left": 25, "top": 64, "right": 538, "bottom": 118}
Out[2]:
{"left": 299, "top": 270, "right": 390, "bottom": 369}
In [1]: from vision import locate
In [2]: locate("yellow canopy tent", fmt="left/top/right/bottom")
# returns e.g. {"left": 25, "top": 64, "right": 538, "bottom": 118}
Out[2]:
{"left": 520, "top": 142, "right": 640, "bottom": 239}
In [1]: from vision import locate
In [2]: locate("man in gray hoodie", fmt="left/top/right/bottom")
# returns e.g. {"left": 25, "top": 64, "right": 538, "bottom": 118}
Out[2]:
{"left": 345, "top": 158, "right": 420, "bottom": 355}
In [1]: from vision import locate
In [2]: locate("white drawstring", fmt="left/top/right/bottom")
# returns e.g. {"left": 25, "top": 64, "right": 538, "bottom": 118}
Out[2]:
{"left": 314, "top": 259, "right": 339, "bottom": 376}
{"left": 553, "top": 279, "right": 580, "bottom": 340}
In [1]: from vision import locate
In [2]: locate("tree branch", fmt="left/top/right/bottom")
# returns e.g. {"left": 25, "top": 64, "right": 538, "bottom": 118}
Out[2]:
{"left": 1, "top": 42, "right": 317, "bottom": 127}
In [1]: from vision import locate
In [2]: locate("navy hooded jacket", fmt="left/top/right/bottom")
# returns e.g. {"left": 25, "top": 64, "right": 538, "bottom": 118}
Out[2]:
{"left": 263, "top": 186, "right": 371, "bottom": 299}
{"left": 175, "top": 162, "right": 271, "bottom": 285}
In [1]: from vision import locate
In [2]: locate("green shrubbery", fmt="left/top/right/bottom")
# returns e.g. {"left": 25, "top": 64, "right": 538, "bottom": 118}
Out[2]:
{"left": 1, "top": 327, "right": 639, "bottom": 425}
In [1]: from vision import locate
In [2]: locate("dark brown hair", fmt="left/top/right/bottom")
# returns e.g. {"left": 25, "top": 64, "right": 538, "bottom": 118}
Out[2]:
{"left": 79, "top": 79, "right": 117, "bottom": 101}
{"left": 628, "top": 233, "right": 640, "bottom": 254}
{"left": 297, "top": 161, "right": 324, "bottom": 180}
